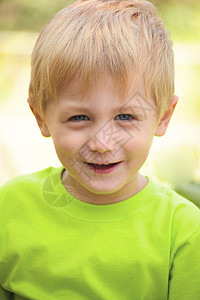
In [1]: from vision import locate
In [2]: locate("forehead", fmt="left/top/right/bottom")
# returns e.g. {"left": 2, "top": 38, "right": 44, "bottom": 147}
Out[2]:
{"left": 54, "top": 75, "right": 157, "bottom": 119}
{"left": 57, "top": 74, "right": 145, "bottom": 101}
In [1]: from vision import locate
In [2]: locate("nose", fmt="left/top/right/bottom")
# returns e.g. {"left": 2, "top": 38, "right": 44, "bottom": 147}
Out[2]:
{"left": 87, "top": 124, "right": 116, "bottom": 153}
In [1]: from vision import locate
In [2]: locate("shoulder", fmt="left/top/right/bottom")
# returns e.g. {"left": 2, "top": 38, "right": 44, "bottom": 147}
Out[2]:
{"left": 156, "top": 180, "right": 200, "bottom": 217}
{"left": 148, "top": 177, "right": 200, "bottom": 240}
{"left": 0, "top": 166, "right": 63, "bottom": 188}
{"left": 148, "top": 176, "right": 200, "bottom": 212}
{"left": 0, "top": 166, "right": 64, "bottom": 206}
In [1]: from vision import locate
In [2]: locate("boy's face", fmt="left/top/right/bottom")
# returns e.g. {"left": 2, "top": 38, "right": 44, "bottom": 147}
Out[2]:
{"left": 32, "top": 75, "right": 177, "bottom": 205}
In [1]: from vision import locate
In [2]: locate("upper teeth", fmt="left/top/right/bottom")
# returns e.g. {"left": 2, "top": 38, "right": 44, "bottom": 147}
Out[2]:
{"left": 89, "top": 162, "right": 116, "bottom": 165}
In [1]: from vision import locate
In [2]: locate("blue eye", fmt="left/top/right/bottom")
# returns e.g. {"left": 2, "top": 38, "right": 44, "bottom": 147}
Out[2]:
{"left": 115, "top": 114, "right": 134, "bottom": 121}
{"left": 69, "top": 115, "right": 89, "bottom": 121}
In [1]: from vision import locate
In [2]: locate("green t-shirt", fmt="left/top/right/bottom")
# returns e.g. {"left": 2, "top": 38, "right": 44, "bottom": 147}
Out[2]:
{"left": 0, "top": 166, "right": 200, "bottom": 300}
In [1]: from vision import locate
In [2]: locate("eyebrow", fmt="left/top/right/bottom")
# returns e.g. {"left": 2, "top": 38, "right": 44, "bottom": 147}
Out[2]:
{"left": 58, "top": 104, "right": 138, "bottom": 114}
{"left": 118, "top": 105, "right": 135, "bottom": 111}
{"left": 58, "top": 105, "right": 91, "bottom": 113}
{"left": 59, "top": 105, "right": 136, "bottom": 114}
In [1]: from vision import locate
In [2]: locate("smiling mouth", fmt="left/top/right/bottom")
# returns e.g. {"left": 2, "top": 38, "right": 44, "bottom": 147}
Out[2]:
{"left": 87, "top": 162, "right": 119, "bottom": 169}
{"left": 84, "top": 161, "right": 122, "bottom": 172}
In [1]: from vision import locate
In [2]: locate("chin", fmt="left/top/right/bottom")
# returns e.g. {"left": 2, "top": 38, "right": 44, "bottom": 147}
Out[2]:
{"left": 83, "top": 180, "right": 123, "bottom": 195}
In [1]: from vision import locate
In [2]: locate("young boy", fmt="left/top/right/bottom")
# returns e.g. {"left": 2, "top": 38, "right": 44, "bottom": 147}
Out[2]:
{"left": 0, "top": 0, "right": 200, "bottom": 299}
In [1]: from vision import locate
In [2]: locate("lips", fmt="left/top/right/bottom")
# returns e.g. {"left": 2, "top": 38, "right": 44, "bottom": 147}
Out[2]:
{"left": 87, "top": 162, "right": 119, "bottom": 169}
{"left": 84, "top": 161, "right": 122, "bottom": 173}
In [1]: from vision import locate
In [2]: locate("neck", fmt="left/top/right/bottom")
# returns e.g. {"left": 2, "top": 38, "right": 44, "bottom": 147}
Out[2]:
{"left": 62, "top": 171, "right": 147, "bottom": 205}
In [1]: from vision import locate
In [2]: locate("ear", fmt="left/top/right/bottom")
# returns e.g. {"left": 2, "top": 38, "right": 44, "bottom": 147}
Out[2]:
{"left": 27, "top": 98, "right": 51, "bottom": 137}
{"left": 155, "top": 95, "right": 178, "bottom": 137}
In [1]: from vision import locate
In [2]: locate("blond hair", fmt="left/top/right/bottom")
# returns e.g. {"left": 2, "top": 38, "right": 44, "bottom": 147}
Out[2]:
{"left": 29, "top": 0, "right": 174, "bottom": 118}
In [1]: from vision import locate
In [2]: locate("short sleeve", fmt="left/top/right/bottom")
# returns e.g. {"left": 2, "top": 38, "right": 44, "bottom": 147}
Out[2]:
{"left": 168, "top": 230, "right": 200, "bottom": 300}
{"left": 0, "top": 286, "right": 12, "bottom": 300}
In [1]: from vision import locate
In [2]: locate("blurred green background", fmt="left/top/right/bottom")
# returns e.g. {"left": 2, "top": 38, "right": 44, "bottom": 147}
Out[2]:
{"left": 0, "top": 0, "right": 200, "bottom": 206}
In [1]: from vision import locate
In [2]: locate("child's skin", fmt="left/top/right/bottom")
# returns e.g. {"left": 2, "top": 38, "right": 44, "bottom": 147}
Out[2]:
{"left": 1, "top": 1, "right": 200, "bottom": 299}
{"left": 28, "top": 75, "right": 178, "bottom": 205}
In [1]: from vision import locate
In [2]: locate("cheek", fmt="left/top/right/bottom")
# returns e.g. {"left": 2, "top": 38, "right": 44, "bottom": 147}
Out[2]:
{"left": 124, "top": 132, "right": 154, "bottom": 157}
{"left": 52, "top": 130, "right": 87, "bottom": 155}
